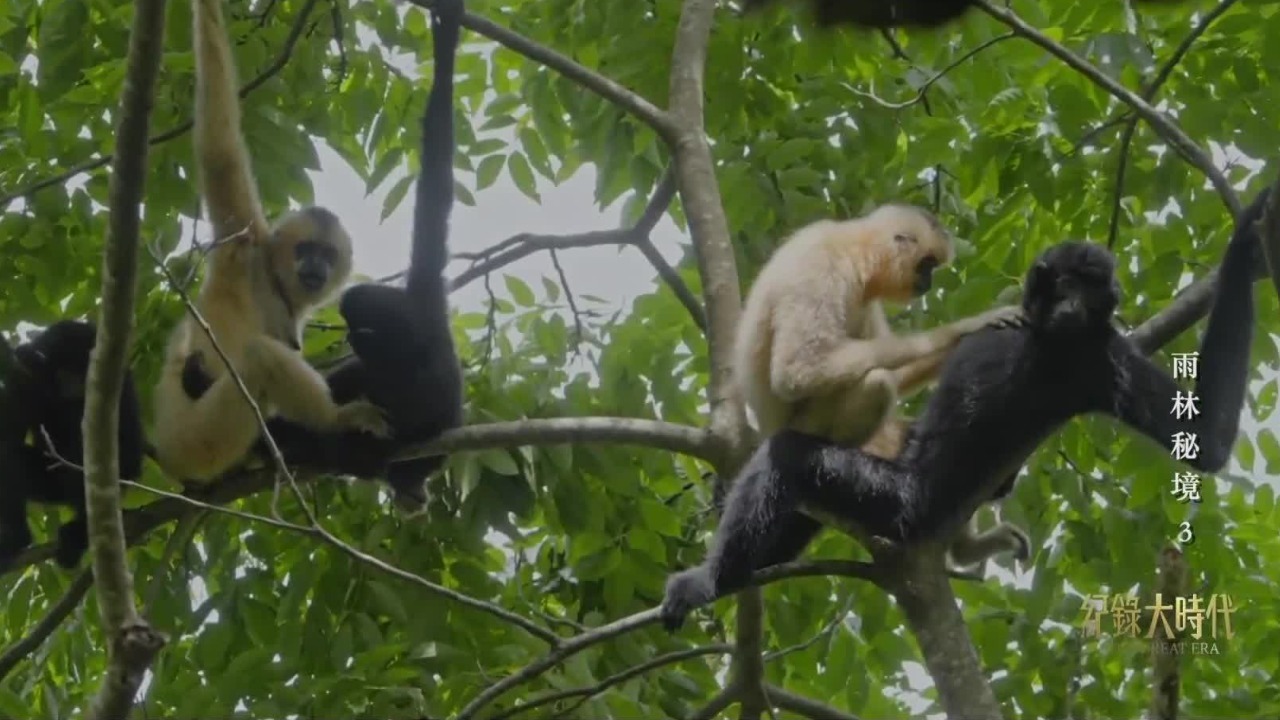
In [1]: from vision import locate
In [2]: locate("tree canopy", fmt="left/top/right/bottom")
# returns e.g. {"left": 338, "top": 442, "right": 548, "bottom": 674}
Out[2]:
{"left": 1, "top": 0, "right": 1279, "bottom": 718}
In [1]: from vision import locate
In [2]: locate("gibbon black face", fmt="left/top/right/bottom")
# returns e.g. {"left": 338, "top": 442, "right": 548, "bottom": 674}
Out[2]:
{"left": 294, "top": 239, "right": 338, "bottom": 293}
{"left": 1023, "top": 242, "right": 1121, "bottom": 337}
{"left": 912, "top": 254, "right": 940, "bottom": 295}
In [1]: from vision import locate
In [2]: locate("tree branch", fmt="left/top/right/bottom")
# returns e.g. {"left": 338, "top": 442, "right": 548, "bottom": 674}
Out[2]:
{"left": 120, "top": 479, "right": 562, "bottom": 645}
{"left": 2, "top": 416, "right": 714, "bottom": 577}
{"left": 0, "top": 568, "right": 94, "bottom": 682}
{"left": 1148, "top": 546, "right": 1188, "bottom": 720}
{"left": 0, "top": 0, "right": 321, "bottom": 209}
{"left": 765, "top": 684, "right": 863, "bottom": 720}
{"left": 82, "top": 1, "right": 170, "bottom": 717}
{"left": 1128, "top": 174, "right": 1280, "bottom": 355}
{"left": 687, "top": 686, "right": 738, "bottom": 720}
{"left": 487, "top": 644, "right": 734, "bottom": 720}
{"left": 451, "top": 558, "right": 883, "bottom": 720}
{"left": 405, "top": 0, "right": 676, "bottom": 141}
{"left": 445, "top": 169, "right": 707, "bottom": 332}
{"left": 975, "top": 0, "right": 1239, "bottom": 217}
{"left": 666, "top": 0, "right": 761, "bottom": 715}
{"left": 1107, "top": 0, "right": 1240, "bottom": 249}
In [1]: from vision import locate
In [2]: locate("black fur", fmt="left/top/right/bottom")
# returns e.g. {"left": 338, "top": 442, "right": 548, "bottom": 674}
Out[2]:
{"left": 661, "top": 188, "right": 1269, "bottom": 630}
{"left": 743, "top": 0, "right": 977, "bottom": 29}
{"left": 0, "top": 321, "right": 144, "bottom": 571}
{"left": 183, "top": 0, "right": 466, "bottom": 510}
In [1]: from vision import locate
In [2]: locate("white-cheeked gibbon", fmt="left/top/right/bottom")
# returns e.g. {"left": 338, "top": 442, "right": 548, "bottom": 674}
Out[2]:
{"left": 732, "top": 203, "right": 1030, "bottom": 570}
{"left": 151, "top": 0, "right": 391, "bottom": 482}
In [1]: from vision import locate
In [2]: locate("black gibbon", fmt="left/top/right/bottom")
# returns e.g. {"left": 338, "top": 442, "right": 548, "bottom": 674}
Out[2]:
{"left": 0, "top": 321, "right": 144, "bottom": 570}
{"left": 732, "top": 204, "right": 1030, "bottom": 571}
{"left": 182, "top": 0, "right": 466, "bottom": 510}
{"left": 152, "top": 0, "right": 391, "bottom": 482}
{"left": 743, "top": 0, "right": 1199, "bottom": 30}
{"left": 661, "top": 186, "right": 1267, "bottom": 630}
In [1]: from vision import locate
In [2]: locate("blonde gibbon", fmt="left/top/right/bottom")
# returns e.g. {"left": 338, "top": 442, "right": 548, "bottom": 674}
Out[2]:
{"left": 151, "top": 0, "right": 391, "bottom": 482}
{"left": 731, "top": 203, "right": 1029, "bottom": 569}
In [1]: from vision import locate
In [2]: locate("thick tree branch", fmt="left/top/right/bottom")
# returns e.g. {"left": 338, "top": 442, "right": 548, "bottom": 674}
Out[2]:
{"left": 0, "top": 568, "right": 94, "bottom": 682}
{"left": 406, "top": 0, "right": 676, "bottom": 140}
{"left": 1107, "top": 0, "right": 1239, "bottom": 249}
{"left": 1149, "top": 546, "right": 1188, "bottom": 720}
{"left": 3, "top": 416, "right": 714, "bottom": 577}
{"left": 394, "top": 417, "right": 714, "bottom": 463}
{"left": 666, "top": 0, "right": 763, "bottom": 716}
{"left": 975, "top": 0, "right": 1239, "bottom": 218}
{"left": 82, "top": 1, "right": 170, "bottom": 717}
{"left": 0, "top": 0, "right": 321, "bottom": 209}
{"left": 884, "top": 549, "right": 1002, "bottom": 718}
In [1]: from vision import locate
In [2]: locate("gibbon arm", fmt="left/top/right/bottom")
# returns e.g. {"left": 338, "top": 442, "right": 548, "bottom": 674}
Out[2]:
{"left": 1110, "top": 188, "right": 1266, "bottom": 472}
{"left": 890, "top": 348, "right": 950, "bottom": 397}
{"left": 193, "top": 0, "right": 269, "bottom": 249}
{"left": 770, "top": 301, "right": 977, "bottom": 402}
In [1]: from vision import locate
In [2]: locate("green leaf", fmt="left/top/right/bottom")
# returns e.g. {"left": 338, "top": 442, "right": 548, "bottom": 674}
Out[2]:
{"left": 507, "top": 152, "right": 540, "bottom": 201}
{"left": 504, "top": 274, "right": 536, "bottom": 306}
{"left": 475, "top": 153, "right": 505, "bottom": 191}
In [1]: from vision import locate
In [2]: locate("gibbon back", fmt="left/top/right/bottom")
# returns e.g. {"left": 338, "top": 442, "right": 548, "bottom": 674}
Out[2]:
{"left": 151, "top": 0, "right": 390, "bottom": 482}
{"left": 0, "top": 321, "right": 144, "bottom": 570}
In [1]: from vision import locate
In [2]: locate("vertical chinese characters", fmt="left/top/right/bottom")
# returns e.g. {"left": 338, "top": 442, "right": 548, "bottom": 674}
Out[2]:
{"left": 1170, "top": 352, "right": 1201, "bottom": 545}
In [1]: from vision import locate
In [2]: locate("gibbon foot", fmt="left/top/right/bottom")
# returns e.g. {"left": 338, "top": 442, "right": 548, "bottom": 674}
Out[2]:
{"left": 660, "top": 567, "right": 715, "bottom": 632}
{"left": 1007, "top": 524, "right": 1031, "bottom": 563}
{"left": 336, "top": 400, "right": 394, "bottom": 438}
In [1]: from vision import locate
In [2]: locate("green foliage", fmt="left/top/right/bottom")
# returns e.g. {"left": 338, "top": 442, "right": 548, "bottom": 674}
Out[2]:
{"left": 1, "top": 0, "right": 1279, "bottom": 718}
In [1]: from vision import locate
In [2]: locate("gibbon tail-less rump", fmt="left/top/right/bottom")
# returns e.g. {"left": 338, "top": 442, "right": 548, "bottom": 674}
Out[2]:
{"left": 152, "top": 0, "right": 390, "bottom": 483}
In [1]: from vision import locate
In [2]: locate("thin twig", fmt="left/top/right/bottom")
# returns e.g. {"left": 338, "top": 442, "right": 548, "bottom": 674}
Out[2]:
{"left": 546, "top": 248, "right": 585, "bottom": 350}
{"left": 844, "top": 33, "right": 1015, "bottom": 110}
{"left": 1107, "top": 0, "right": 1240, "bottom": 248}
{"left": 975, "top": 0, "right": 1239, "bottom": 218}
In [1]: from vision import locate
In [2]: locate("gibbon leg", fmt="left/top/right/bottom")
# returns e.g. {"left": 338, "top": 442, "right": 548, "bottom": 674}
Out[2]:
{"left": 787, "top": 367, "right": 896, "bottom": 442}
{"left": 661, "top": 445, "right": 822, "bottom": 631}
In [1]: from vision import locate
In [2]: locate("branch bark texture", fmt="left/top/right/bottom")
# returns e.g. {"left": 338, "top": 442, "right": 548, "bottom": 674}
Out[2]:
{"left": 82, "top": 0, "right": 170, "bottom": 717}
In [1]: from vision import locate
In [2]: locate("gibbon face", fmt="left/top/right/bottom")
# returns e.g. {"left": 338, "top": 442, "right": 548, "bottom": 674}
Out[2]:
{"left": 269, "top": 206, "right": 354, "bottom": 308}
{"left": 867, "top": 204, "right": 954, "bottom": 303}
{"left": 1023, "top": 242, "right": 1121, "bottom": 336}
